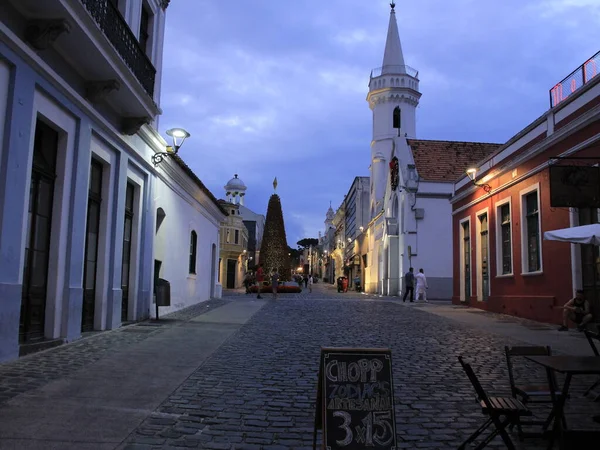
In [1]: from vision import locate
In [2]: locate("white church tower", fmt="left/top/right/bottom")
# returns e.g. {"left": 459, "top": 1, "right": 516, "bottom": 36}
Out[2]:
{"left": 367, "top": 2, "right": 421, "bottom": 216}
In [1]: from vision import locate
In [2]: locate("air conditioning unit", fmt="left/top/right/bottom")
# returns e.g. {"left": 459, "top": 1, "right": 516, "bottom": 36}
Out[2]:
{"left": 414, "top": 208, "right": 425, "bottom": 220}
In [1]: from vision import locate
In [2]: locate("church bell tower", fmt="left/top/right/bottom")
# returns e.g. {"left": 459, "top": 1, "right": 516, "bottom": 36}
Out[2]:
{"left": 367, "top": 2, "right": 421, "bottom": 213}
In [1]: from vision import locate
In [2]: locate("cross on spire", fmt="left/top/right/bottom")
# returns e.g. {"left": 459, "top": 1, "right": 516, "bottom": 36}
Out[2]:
{"left": 390, "top": 2, "right": 396, "bottom": 10}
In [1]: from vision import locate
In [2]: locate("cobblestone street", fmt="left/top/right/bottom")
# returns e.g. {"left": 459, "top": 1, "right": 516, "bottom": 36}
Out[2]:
{"left": 1, "top": 284, "right": 599, "bottom": 449}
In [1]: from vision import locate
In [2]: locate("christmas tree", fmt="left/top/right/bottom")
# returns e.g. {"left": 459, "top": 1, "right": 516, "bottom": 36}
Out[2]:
{"left": 259, "top": 186, "right": 291, "bottom": 281}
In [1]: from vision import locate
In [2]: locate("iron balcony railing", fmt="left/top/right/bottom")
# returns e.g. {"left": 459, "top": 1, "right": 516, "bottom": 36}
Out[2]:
{"left": 80, "top": 0, "right": 156, "bottom": 97}
{"left": 371, "top": 64, "right": 419, "bottom": 78}
{"left": 549, "top": 49, "right": 599, "bottom": 108}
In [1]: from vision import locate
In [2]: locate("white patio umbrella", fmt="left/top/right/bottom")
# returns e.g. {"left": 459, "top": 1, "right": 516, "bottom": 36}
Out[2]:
{"left": 544, "top": 223, "right": 600, "bottom": 246}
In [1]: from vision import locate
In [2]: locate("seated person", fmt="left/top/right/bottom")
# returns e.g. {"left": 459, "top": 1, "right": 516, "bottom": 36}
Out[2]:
{"left": 558, "top": 290, "right": 592, "bottom": 331}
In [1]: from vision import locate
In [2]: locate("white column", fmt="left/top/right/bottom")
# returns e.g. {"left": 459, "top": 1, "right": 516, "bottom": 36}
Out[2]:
{"left": 0, "top": 66, "right": 36, "bottom": 361}
{"left": 106, "top": 154, "right": 128, "bottom": 329}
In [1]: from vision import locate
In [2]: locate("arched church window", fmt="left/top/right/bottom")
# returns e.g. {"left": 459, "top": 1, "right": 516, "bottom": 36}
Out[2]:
{"left": 391, "top": 78, "right": 395, "bottom": 86}
{"left": 396, "top": 78, "right": 400, "bottom": 85}
{"left": 156, "top": 207, "right": 166, "bottom": 233}
{"left": 401, "top": 78, "right": 405, "bottom": 86}
{"left": 393, "top": 106, "right": 401, "bottom": 130}
{"left": 189, "top": 230, "right": 197, "bottom": 274}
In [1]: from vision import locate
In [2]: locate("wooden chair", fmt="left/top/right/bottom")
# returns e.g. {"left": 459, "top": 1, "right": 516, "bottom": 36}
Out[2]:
{"left": 458, "top": 356, "right": 531, "bottom": 450}
{"left": 584, "top": 330, "right": 600, "bottom": 401}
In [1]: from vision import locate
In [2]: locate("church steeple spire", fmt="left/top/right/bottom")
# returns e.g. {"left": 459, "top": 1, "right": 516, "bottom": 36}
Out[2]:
{"left": 382, "top": 2, "right": 406, "bottom": 73}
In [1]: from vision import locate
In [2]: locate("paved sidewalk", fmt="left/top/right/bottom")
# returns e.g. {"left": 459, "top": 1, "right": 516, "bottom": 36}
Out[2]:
{"left": 0, "top": 298, "right": 266, "bottom": 450}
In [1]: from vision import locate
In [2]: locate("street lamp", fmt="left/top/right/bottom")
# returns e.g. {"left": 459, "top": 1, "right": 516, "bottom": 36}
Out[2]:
{"left": 466, "top": 167, "right": 492, "bottom": 193}
{"left": 152, "top": 128, "right": 191, "bottom": 166}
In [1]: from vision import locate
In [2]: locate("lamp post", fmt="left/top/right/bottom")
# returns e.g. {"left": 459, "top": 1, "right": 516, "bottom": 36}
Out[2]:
{"left": 152, "top": 127, "right": 191, "bottom": 166}
{"left": 466, "top": 167, "right": 492, "bottom": 193}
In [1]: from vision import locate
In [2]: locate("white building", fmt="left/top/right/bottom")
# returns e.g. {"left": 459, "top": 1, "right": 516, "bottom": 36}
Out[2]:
{"left": 222, "top": 174, "right": 265, "bottom": 267}
{"left": 0, "top": 0, "right": 226, "bottom": 362}
{"left": 364, "top": 4, "right": 501, "bottom": 298}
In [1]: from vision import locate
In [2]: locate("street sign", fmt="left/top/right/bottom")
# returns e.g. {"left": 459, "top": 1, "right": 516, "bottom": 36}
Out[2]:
{"left": 313, "top": 348, "right": 397, "bottom": 450}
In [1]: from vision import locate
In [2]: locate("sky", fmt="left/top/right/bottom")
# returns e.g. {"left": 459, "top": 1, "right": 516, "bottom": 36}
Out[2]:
{"left": 159, "top": 0, "right": 600, "bottom": 246}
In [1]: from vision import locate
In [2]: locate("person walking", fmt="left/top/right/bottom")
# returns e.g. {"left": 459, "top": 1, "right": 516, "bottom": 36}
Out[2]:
{"left": 243, "top": 272, "right": 253, "bottom": 294}
{"left": 271, "top": 268, "right": 280, "bottom": 300}
{"left": 308, "top": 274, "right": 313, "bottom": 293}
{"left": 415, "top": 268, "right": 428, "bottom": 302}
{"left": 255, "top": 264, "right": 264, "bottom": 299}
{"left": 403, "top": 267, "right": 415, "bottom": 302}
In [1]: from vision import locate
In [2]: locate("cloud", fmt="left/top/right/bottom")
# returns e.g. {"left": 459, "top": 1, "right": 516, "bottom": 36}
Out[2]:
{"left": 160, "top": 0, "right": 600, "bottom": 244}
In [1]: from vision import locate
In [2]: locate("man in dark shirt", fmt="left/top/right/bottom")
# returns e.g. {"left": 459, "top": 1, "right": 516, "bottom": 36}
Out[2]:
{"left": 403, "top": 267, "right": 415, "bottom": 302}
{"left": 558, "top": 290, "right": 592, "bottom": 331}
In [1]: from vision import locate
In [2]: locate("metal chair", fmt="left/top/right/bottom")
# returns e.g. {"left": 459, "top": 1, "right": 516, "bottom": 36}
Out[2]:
{"left": 458, "top": 356, "right": 531, "bottom": 449}
{"left": 584, "top": 330, "right": 600, "bottom": 401}
{"left": 504, "top": 345, "right": 566, "bottom": 439}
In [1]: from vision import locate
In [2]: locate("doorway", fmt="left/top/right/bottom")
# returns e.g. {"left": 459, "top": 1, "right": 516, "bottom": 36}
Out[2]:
{"left": 210, "top": 244, "right": 216, "bottom": 297}
{"left": 20, "top": 120, "right": 58, "bottom": 342}
{"left": 462, "top": 221, "right": 471, "bottom": 301}
{"left": 226, "top": 259, "right": 236, "bottom": 289}
{"left": 121, "top": 182, "right": 135, "bottom": 322}
{"left": 479, "top": 213, "right": 489, "bottom": 301}
{"left": 81, "top": 160, "right": 103, "bottom": 332}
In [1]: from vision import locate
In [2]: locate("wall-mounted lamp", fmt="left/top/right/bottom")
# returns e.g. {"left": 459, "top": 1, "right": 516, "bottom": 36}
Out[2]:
{"left": 359, "top": 226, "right": 364, "bottom": 232}
{"left": 466, "top": 167, "right": 492, "bottom": 193}
{"left": 152, "top": 128, "right": 191, "bottom": 166}
{"left": 347, "top": 238, "right": 352, "bottom": 243}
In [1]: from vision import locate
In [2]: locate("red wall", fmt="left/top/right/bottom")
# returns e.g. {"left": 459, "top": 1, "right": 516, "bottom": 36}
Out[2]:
{"left": 452, "top": 119, "right": 600, "bottom": 324}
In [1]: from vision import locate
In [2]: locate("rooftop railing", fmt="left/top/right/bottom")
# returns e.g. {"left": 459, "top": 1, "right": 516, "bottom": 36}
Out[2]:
{"left": 80, "top": 0, "right": 156, "bottom": 97}
{"left": 549, "top": 49, "right": 599, "bottom": 108}
{"left": 371, "top": 65, "right": 419, "bottom": 78}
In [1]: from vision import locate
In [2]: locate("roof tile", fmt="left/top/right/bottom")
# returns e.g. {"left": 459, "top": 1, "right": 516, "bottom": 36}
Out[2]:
{"left": 407, "top": 139, "right": 502, "bottom": 182}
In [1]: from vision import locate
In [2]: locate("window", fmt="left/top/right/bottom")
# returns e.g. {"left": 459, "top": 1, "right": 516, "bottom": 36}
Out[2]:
{"left": 189, "top": 230, "right": 197, "bottom": 274}
{"left": 522, "top": 189, "right": 541, "bottom": 272}
{"left": 139, "top": 4, "right": 151, "bottom": 54}
{"left": 226, "top": 229, "right": 230, "bottom": 243}
{"left": 496, "top": 202, "right": 512, "bottom": 275}
{"left": 234, "top": 229, "right": 239, "bottom": 244}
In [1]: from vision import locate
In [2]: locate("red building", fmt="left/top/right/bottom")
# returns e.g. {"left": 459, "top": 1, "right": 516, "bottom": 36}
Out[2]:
{"left": 450, "top": 51, "right": 600, "bottom": 324}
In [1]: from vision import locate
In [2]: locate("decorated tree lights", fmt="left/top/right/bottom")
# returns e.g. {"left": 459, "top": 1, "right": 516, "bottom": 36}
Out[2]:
{"left": 258, "top": 178, "right": 291, "bottom": 280}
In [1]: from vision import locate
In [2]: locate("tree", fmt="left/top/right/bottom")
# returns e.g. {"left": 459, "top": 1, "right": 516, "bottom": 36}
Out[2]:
{"left": 297, "top": 238, "right": 319, "bottom": 249}
{"left": 258, "top": 194, "right": 291, "bottom": 280}
{"left": 288, "top": 246, "right": 302, "bottom": 270}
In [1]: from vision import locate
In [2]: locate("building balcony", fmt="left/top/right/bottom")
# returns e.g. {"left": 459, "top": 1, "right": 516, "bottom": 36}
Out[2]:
{"left": 371, "top": 65, "right": 419, "bottom": 78}
{"left": 80, "top": 0, "right": 156, "bottom": 97}
{"left": 4, "top": 0, "right": 160, "bottom": 131}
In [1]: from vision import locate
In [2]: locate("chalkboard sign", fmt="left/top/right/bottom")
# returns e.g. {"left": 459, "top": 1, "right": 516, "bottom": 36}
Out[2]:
{"left": 313, "top": 348, "right": 397, "bottom": 450}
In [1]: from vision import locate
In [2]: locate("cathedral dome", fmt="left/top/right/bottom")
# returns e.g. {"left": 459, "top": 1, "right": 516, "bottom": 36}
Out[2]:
{"left": 224, "top": 174, "right": 246, "bottom": 191}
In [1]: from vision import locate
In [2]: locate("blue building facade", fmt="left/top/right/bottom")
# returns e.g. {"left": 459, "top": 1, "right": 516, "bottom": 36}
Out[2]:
{"left": 0, "top": 0, "right": 224, "bottom": 362}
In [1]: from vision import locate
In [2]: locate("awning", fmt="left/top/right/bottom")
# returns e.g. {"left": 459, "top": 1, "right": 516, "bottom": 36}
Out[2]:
{"left": 544, "top": 223, "right": 600, "bottom": 246}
